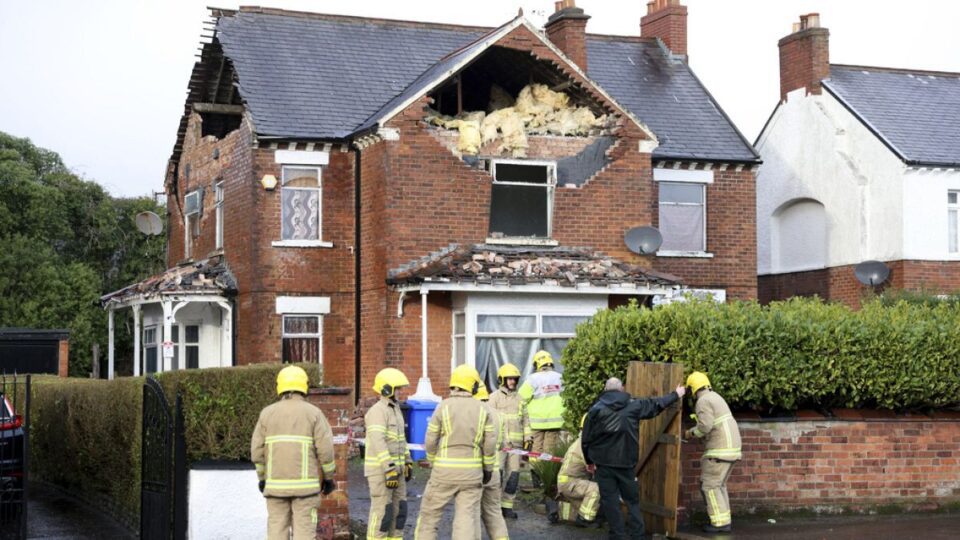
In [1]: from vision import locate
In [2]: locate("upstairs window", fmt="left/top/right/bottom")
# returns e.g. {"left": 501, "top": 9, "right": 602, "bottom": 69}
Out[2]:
{"left": 949, "top": 191, "right": 959, "bottom": 253}
{"left": 488, "top": 161, "right": 556, "bottom": 239}
{"left": 281, "top": 166, "right": 321, "bottom": 241}
{"left": 659, "top": 182, "right": 706, "bottom": 252}
{"left": 184, "top": 189, "right": 201, "bottom": 258}
{"left": 215, "top": 182, "right": 224, "bottom": 249}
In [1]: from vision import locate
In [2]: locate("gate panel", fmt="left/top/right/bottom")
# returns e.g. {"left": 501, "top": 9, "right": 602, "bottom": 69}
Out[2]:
{"left": 141, "top": 377, "right": 172, "bottom": 540}
{"left": 0, "top": 374, "right": 30, "bottom": 540}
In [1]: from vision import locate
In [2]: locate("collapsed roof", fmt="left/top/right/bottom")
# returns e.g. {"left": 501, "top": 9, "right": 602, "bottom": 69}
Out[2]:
{"left": 100, "top": 256, "right": 237, "bottom": 306}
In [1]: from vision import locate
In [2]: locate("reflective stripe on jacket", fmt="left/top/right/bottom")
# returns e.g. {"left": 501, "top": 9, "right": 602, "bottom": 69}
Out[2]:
{"left": 487, "top": 387, "right": 524, "bottom": 446}
{"left": 363, "top": 397, "right": 411, "bottom": 477}
{"left": 691, "top": 390, "right": 742, "bottom": 461}
{"left": 518, "top": 369, "right": 565, "bottom": 431}
{"left": 557, "top": 436, "right": 589, "bottom": 485}
{"left": 424, "top": 390, "right": 497, "bottom": 483}
{"left": 251, "top": 393, "right": 336, "bottom": 497}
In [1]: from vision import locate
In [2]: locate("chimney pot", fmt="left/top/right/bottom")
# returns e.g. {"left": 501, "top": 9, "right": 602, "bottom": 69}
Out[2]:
{"left": 545, "top": 0, "right": 590, "bottom": 69}
{"left": 641, "top": 0, "right": 688, "bottom": 57}
{"left": 779, "top": 14, "right": 830, "bottom": 101}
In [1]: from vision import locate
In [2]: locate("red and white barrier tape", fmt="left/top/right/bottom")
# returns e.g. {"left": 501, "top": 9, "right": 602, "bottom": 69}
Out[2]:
{"left": 336, "top": 433, "right": 564, "bottom": 463}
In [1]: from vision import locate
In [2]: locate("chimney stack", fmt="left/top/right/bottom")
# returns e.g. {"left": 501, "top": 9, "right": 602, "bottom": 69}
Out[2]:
{"left": 778, "top": 13, "right": 830, "bottom": 102}
{"left": 545, "top": 0, "right": 591, "bottom": 70}
{"left": 641, "top": 0, "right": 688, "bottom": 57}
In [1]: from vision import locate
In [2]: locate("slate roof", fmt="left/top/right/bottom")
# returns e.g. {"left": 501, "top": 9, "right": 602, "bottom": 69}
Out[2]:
{"left": 100, "top": 256, "right": 237, "bottom": 306}
{"left": 823, "top": 65, "right": 960, "bottom": 167}
{"left": 386, "top": 244, "right": 681, "bottom": 289}
{"left": 211, "top": 8, "right": 758, "bottom": 162}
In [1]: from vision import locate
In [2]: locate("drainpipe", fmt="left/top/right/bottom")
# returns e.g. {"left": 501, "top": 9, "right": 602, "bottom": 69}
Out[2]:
{"left": 409, "top": 289, "right": 440, "bottom": 402}
{"left": 353, "top": 147, "right": 362, "bottom": 404}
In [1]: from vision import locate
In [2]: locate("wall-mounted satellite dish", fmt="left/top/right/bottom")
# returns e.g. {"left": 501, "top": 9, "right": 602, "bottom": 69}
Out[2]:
{"left": 624, "top": 226, "right": 663, "bottom": 255}
{"left": 854, "top": 260, "right": 890, "bottom": 286}
{"left": 135, "top": 211, "right": 163, "bottom": 236}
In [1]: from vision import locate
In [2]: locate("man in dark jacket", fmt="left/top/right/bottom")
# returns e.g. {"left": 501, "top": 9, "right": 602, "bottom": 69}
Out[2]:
{"left": 582, "top": 377, "right": 685, "bottom": 540}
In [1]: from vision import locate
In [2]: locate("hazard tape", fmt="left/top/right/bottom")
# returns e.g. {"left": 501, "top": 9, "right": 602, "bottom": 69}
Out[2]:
{"left": 335, "top": 432, "right": 565, "bottom": 464}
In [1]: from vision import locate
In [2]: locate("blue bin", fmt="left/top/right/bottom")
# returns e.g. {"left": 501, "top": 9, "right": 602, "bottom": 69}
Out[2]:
{"left": 405, "top": 399, "right": 438, "bottom": 461}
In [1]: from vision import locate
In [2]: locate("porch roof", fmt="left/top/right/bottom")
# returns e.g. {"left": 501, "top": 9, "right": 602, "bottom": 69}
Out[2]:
{"left": 100, "top": 256, "right": 237, "bottom": 307}
{"left": 386, "top": 244, "right": 681, "bottom": 291}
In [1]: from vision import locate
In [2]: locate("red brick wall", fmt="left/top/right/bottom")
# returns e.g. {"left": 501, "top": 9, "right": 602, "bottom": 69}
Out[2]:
{"left": 680, "top": 414, "right": 960, "bottom": 516}
{"left": 640, "top": 1, "right": 688, "bottom": 56}
{"left": 306, "top": 387, "right": 353, "bottom": 539}
{"left": 58, "top": 339, "right": 69, "bottom": 377}
{"left": 778, "top": 27, "right": 830, "bottom": 101}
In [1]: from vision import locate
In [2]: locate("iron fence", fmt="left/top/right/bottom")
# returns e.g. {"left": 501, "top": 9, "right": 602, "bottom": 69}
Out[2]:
{"left": 0, "top": 374, "right": 30, "bottom": 540}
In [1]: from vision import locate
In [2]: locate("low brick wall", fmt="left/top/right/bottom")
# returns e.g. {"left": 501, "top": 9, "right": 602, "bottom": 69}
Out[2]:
{"left": 680, "top": 412, "right": 960, "bottom": 518}
{"left": 307, "top": 387, "right": 353, "bottom": 539}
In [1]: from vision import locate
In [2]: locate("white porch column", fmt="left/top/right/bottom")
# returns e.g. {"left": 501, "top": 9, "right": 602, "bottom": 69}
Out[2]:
{"left": 162, "top": 300, "right": 173, "bottom": 372}
{"left": 132, "top": 304, "right": 142, "bottom": 377}
{"left": 410, "top": 289, "right": 439, "bottom": 402}
{"left": 216, "top": 301, "right": 233, "bottom": 368}
{"left": 107, "top": 308, "right": 115, "bottom": 380}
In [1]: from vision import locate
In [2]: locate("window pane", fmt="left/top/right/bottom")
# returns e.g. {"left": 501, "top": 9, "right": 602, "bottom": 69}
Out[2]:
{"left": 144, "top": 328, "right": 156, "bottom": 344}
{"left": 281, "top": 188, "right": 320, "bottom": 240}
{"left": 454, "top": 337, "right": 465, "bottom": 365}
{"left": 542, "top": 315, "right": 589, "bottom": 334}
{"left": 660, "top": 204, "right": 705, "bottom": 252}
{"left": 453, "top": 313, "right": 465, "bottom": 335}
{"left": 186, "top": 325, "right": 199, "bottom": 343}
{"left": 950, "top": 192, "right": 958, "bottom": 205}
{"left": 489, "top": 184, "right": 548, "bottom": 237}
{"left": 146, "top": 348, "right": 157, "bottom": 374}
{"left": 659, "top": 182, "right": 704, "bottom": 204}
{"left": 284, "top": 316, "right": 319, "bottom": 334}
{"left": 495, "top": 163, "right": 549, "bottom": 184}
{"left": 475, "top": 337, "right": 539, "bottom": 390}
{"left": 282, "top": 167, "right": 319, "bottom": 188}
{"left": 186, "top": 346, "right": 199, "bottom": 370}
{"left": 950, "top": 209, "right": 958, "bottom": 253}
{"left": 477, "top": 314, "right": 537, "bottom": 333}
{"left": 215, "top": 184, "right": 224, "bottom": 203}
{"left": 283, "top": 337, "right": 319, "bottom": 363}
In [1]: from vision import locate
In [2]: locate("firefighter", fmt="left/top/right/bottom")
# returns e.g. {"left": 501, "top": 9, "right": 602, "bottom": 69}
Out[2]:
{"left": 474, "top": 381, "right": 510, "bottom": 540}
{"left": 518, "top": 350, "right": 565, "bottom": 456}
{"left": 487, "top": 363, "right": 524, "bottom": 519}
{"left": 556, "top": 414, "right": 600, "bottom": 528}
{"left": 684, "top": 371, "right": 741, "bottom": 534}
{"left": 251, "top": 366, "right": 337, "bottom": 540}
{"left": 365, "top": 368, "right": 414, "bottom": 540}
{"left": 414, "top": 364, "right": 497, "bottom": 540}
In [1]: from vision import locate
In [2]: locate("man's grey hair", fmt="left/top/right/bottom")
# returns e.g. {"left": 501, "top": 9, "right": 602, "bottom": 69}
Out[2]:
{"left": 604, "top": 377, "right": 624, "bottom": 392}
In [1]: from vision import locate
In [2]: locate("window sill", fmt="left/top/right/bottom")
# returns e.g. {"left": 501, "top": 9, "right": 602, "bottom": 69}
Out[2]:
{"left": 272, "top": 240, "right": 334, "bottom": 248}
{"left": 485, "top": 237, "right": 559, "bottom": 247}
{"left": 656, "top": 251, "right": 714, "bottom": 259}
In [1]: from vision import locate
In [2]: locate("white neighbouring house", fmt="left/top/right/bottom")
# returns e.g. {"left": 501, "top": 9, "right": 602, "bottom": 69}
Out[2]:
{"left": 756, "top": 14, "right": 960, "bottom": 306}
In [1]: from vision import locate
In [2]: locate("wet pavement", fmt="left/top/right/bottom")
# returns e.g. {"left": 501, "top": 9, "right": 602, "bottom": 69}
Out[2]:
{"left": 26, "top": 483, "right": 133, "bottom": 539}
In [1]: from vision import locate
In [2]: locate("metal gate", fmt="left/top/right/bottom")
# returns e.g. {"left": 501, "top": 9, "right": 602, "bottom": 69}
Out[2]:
{"left": 0, "top": 374, "right": 30, "bottom": 540}
{"left": 141, "top": 377, "right": 187, "bottom": 540}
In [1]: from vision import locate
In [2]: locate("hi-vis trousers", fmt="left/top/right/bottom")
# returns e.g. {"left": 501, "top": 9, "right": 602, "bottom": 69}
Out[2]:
{"left": 367, "top": 474, "right": 406, "bottom": 539}
{"left": 265, "top": 495, "right": 318, "bottom": 540}
{"left": 700, "top": 457, "right": 736, "bottom": 527}
{"left": 414, "top": 480, "right": 482, "bottom": 540}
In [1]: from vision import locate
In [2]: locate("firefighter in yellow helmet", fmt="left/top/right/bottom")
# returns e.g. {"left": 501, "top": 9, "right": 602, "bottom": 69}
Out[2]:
{"left": 486, "top": 363, "right": 525, "bottom": 519}
{"left": 365, "top": 368, "right": 413, "bottom": 540}
{"left": 414, "top": 365, "right": 497, "bottom": 540}
{"left": 556, "top": 414, "right": 600, "bottom": 528}
{"left": 518, "top": 350, "right": 565, "bottom": 457}
{"left": 251, "top": 366, "right": 336, "bottom": 540}
{"left": 684, "top": 371, "right": 741, "bottom": 534}
{"left": 473, "top": 380, "right": 510, "bottom": 540}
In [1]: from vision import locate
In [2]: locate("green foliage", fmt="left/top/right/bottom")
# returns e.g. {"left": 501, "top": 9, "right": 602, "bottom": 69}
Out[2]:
{"left": 561, "top": 297, "right": 960, "bottom": 429}
{"left": 0, "top": 131, "right": 166, "bottom": 375}
{"left": 27, "top": 363, "right": 321, "bottom": 521}
{"left": 874, "top": 288, "right": 960, "bottom": 308}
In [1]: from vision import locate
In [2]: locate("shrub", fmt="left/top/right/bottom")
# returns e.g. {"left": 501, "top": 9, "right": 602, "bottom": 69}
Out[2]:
{"left": 560, "top": 297, "right": 960, "bottom": 430}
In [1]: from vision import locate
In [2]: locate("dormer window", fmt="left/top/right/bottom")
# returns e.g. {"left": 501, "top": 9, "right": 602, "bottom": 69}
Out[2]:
{"left": 488, "top": 160, "right": 556, "bottom": 239}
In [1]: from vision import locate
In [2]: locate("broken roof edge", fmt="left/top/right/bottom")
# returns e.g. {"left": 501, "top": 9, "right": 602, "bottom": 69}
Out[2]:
{"left": 830, "top": 63, "right": 960, "bottom": 78}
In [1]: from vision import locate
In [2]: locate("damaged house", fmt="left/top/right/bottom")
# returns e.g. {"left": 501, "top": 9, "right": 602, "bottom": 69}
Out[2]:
{"left": 102, "top": 0, "right": 759, "bottom": 394}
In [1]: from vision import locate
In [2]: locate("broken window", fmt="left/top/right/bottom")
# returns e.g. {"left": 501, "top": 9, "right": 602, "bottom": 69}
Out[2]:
{"left": 215, "top": 181, "right": 224, "bottom": 249}
{"left": 184, "top": 189, "right": 202, "bottom": 259}
{"left": 199, "top": 112, "right": 242, "bottom": 139}
{"left": 281, "top": 166, "right": 321, "bottom": 241}
{"left": 659, "top": 182, "right": 706, "bottom": 252}
{"left": 489, "top": 161, "right": 555, "bottom": 239}
{"left": 949, "top": 191, "right": 959, "bottom": 253}
{"left": 282, "top": 315, "right": 322, "bottom": 364}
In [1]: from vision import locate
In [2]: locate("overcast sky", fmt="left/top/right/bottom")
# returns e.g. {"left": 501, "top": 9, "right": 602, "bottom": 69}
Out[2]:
{"left": 1, "top": 0, "right": 958, "bottom": 198}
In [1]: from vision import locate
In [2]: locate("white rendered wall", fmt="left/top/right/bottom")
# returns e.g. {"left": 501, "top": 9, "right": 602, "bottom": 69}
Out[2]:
{"left": 902, "top": 168, "right": 960, "bottom": 260}
{"left": 772, "top": 199, "right": 827, "bottom": 272}
{"left": 756, "top": 88, "right": 906, "bottom": 275}
{"left": 189, "top": 468, "right": 266, "bottom": 539}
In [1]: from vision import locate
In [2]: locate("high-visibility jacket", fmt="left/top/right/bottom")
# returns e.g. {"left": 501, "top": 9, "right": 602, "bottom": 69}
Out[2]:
{"left": 481, "top": 402, "right": 505, "bottom": 472}
{"left": 487, "top": 387, "right": 524, "bottom": 446}
{"left": 363, "top": 397, "right": 411, "bottom": 477}
{"left": 557, "top": 436, "right": 589, "bottom": 485}
{"left": 518, "top": 369, "right": 565, "bottom": 431}
{"left": 690, "top": 389, "right": 741, "bottom": 461}
{"left": 424, "top": 389, "right": 497, "bottom": 483}
{"left": 251, "top": 393, "right": 336, "bottom": 497}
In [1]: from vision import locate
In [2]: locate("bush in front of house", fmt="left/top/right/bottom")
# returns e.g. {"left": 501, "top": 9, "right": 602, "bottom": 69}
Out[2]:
{"left": 28, "top": 362, "right": 321, "bottom": 522}
{"left": 560, "top": 297, "right": 960, "bottom": 430}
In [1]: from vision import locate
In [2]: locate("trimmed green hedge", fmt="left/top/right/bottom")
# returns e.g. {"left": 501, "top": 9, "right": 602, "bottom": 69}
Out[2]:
{"left": 561, "top": 298, "right": 960, "bottom": 430}
{"left": 28, "top": 363, "right": 321, "bottom": 521}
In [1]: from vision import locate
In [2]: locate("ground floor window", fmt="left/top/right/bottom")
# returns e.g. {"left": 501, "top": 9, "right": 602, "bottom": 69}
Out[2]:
{"left": 144, "top": 326, "right": 158, "bottom": 374}
{"left": 282, "top": 314, "right": 322, "bottom": 364}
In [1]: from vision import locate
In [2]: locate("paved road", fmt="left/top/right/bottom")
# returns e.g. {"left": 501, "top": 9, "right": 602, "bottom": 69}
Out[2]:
{"left": 26, "top": 483, "right": 133, "bottom": 539}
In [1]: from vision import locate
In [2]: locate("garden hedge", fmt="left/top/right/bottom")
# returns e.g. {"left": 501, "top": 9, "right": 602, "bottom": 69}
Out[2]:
{"left": 28, "top": 363, "right": 321, "bottom": 522}
{"left": 561, "top": 297, "right": 960, "bottom": 430}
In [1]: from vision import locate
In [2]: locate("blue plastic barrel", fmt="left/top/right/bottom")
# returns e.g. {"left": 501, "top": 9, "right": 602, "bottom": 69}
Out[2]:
{"left": 405, "top": 399, "right": 438, "bottom": 461}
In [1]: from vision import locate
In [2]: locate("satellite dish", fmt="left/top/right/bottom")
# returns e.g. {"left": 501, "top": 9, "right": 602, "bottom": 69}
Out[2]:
{"left": 624, "top": 226, "right": 663, "bottom": 255}
{"left": 854, "top": 260, "right": 890, "bottom": 286}
{"left": 135, "top": 211, "right": 163, "bottom": 236}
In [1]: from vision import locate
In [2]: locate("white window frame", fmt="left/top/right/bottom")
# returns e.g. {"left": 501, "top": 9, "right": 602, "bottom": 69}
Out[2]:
{"left": 281, "top": 314, "right": 323, "bottom": 366}
{"left": 215, "top": 182, "right": 224, "bottom": 250}
{"left": 452, "top": 311, "right": 466, "bottom": 366}
{"left": 184, "top": 189, "right": 201, "bottom": 259}
{"left": 656, "top": 180, "right": 710, "bottom": 257}
{"left": 949, "top": 190, "right": 959, "bottom": 254}
{"left": 457, "top": 311, "right": 591, "bottom": 373}
{"left": 182, "top": 322, "right": 201, "bottom": 370}
{"left": 143, "top": 325, "right": 158, "bottom": 374}
{"left": 487, "top": 159, "right": 557, "bottom": 241}
{"left": 274, "top": 165, "right": 327, "bottom": 247}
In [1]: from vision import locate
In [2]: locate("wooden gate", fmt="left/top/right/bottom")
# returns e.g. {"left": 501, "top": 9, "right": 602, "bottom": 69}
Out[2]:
{"left": 626, "top": 361, "right": 684, "bottom": 537}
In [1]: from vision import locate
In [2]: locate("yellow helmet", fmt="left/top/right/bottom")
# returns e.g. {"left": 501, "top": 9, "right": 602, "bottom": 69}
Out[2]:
{"left": 277, "top": 365, "right": 309, "bottom": 395}
{"left": 497, "top": 363, "right": 521, "bottom": 386}
{"left": 474, "top": 381, "right": 490, "bottom": 401}
{"left": 686, "top": 371, "right": 711, "bottom": 396}
{"left": 450, "top": 364, "right": 481, "bottom": 395}
{"left": 533, "top": 350, "right": 554, "bottom": 371}
{"left": 373, "top": 368, "right": 410, "bottom": 398}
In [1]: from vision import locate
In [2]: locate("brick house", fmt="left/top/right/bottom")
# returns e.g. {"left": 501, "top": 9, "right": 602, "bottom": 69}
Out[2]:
{"left": 757, "top": 14, "right": 960, "bottom": 306}
{"left": 102, "top": 0, "right": 759, "bottom": 395}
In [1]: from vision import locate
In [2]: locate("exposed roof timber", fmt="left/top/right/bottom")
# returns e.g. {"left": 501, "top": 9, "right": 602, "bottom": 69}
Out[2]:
{"left": 193, "top": 102, "right": 244, "bottom": 115}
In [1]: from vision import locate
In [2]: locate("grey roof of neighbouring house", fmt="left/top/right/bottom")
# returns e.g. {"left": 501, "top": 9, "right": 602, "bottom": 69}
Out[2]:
{"left": 213, "top": 8, "right": 758, "bottom": 162}
{"left": 823, "top": 65, "right": 960, "bottom": 167}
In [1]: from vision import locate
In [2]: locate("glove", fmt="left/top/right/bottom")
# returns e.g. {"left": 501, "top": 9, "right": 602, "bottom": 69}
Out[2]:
{"left": 689, "top": 414, "right": 699, "bottom": 423}
{"left": 258, "top": 480, "right": 265, "bottom": 493}
{"left": 684, "top": 428, "right": 695, "bottom": 439}
{"left": 482, "top": 469, "right": 493, "bottom": 485}
{"left": 321, "top": 478, "right": 336, "bottom": 495}
{"left": 523, "top": 440, "right": 533, "bottom": 452}
{"left": 404, "top": 462, "right": 413, "bottom": 482}
{"left": 385, "top": 466, "right": 400, "bottom": 489}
